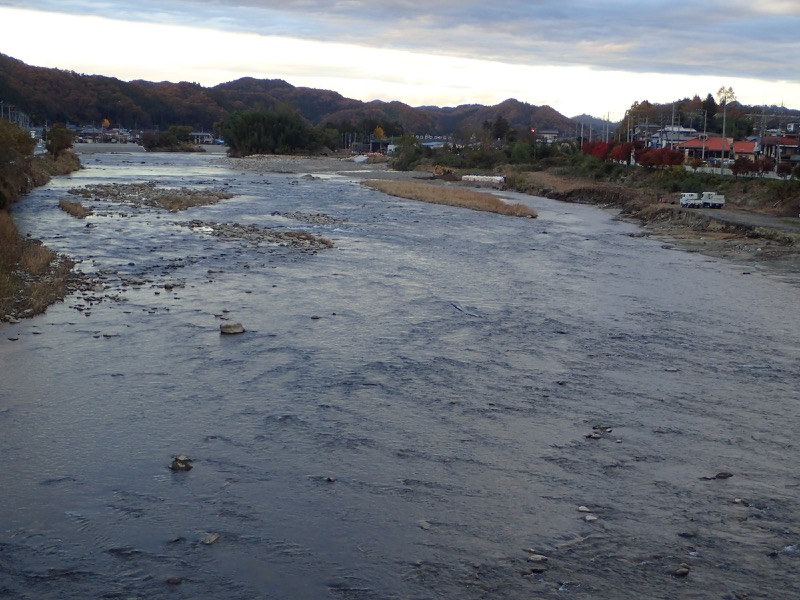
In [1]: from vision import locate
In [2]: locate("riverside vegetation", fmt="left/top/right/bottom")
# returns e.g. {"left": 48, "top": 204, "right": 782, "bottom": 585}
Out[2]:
{"left": 1, "top": 121, "right": 83, "bottom": 320}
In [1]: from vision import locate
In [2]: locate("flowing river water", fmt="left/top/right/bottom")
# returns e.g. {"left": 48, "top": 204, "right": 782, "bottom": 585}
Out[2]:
{"left": 1, "top": 151, "right": 799, "bottom": 599}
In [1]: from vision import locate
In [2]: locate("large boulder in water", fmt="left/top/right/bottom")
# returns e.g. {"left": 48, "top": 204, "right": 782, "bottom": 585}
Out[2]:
{"left": 220, "top": 322, "right": 245, "bottom": 335}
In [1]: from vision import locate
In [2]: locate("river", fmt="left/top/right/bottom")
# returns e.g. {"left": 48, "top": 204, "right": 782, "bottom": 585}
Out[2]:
{"left": 1, "top": 151, "right": 798, "bottom": 599}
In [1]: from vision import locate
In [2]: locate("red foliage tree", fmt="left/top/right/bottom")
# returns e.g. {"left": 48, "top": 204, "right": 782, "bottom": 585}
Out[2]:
{"left": 610, "top": 142, "right": 634, "bottom": 164}
{"left": 582, "top": 140, "right": 611, "bottom": 160}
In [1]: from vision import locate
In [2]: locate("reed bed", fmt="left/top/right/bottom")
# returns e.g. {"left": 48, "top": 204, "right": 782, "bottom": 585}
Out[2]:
{"left": 362, "top": 179, "right": 537, "bottom": 218}
{"left": 1, "top": 211, "right": 71, "bottom": 317}
{"left": 58, "top": 199, "right": 93, "bottom": 218}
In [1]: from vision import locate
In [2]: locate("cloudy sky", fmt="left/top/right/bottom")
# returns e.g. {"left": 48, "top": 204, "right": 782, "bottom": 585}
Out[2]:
{"left": 2, "top": 1, "right": 799, "bottom": 118}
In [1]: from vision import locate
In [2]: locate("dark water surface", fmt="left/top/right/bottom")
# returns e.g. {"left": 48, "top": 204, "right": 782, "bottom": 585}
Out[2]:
{"left": 2, "top": 152, "right": 799, "bottom": 599}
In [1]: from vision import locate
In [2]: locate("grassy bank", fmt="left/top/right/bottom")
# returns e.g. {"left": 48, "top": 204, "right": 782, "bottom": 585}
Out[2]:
{"left": 1, "top": 149, "right": 84, "bottom": 321}
{"left": 497, "top": 153, "right": 800, "bottom": 218}
{"left": 0, "top": 211, "right": 79, "bottom": 320}
{"left": 362, "top": 179, "right": 537, "bottom": 218}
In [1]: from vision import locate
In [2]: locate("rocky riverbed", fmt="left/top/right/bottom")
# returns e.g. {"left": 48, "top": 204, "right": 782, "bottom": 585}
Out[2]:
{"left": 3, "top": 151, "right": 799, "bottom": 599}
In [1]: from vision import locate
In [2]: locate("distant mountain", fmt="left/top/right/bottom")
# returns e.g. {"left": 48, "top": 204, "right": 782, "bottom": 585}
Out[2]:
{"left": 0, "top": 53, "right": 579, "bottom": 136}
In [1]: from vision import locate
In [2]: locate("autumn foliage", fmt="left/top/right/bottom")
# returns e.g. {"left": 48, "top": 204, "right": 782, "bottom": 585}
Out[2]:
{"left": 581, "top": 140, "right": 682, "bottom": 169}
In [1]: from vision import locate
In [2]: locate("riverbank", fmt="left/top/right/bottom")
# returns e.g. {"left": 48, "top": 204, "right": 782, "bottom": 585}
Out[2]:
{"left": 514, "top": 169, "right": 800, "bottom": 284}
{"left": 1, "top": 150, "right": 86, "bottom": 322}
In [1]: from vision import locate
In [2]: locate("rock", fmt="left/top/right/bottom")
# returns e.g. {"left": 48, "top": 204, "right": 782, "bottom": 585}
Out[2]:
{"left": 699, "top": 472, "right": 734, "bottom": 481}
{"left": 527, "top": 554, "right": 549, "bottom": 563}
{"left": 585, "top": 432, "right": 602, "bottom": 439}
{"left": 220, "top": 322, "right": 245, "bottom": 335}
{"left": 528, "top": 564, "right": 548, "bottom": 573}
{"left": 673, "top": 564, "right": 691, "bottom": 577}
{"left": 417, "top": 520, "right": 432, "bottom": 531}
{"left": 202, "top": 532, "right": 220, "bottom": 545}
{"left": 169, "top": 456, "right": 193, "bottom": 471}
{"left": 166, "top": 577, "right": 183, "bottom": 586}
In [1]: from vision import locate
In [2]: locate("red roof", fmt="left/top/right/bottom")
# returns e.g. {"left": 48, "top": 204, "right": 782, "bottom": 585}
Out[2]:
{"left": 677, "top": 137, "right": 733, "bottom": 151}
{"left": 761, "top": 136, "right": 799, "bottom": 147}
{"left": 733, "top": 140, "right": 756, "bottom": 154}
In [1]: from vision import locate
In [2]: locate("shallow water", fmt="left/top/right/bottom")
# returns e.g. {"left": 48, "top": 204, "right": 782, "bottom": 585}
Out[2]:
{"left": 1, "top": 152, "right": 799, "bottom": 599}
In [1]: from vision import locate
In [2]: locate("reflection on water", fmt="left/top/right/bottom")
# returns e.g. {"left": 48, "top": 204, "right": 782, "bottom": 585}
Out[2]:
{"left": 2, "top": 152, "right": 799, "bottom": 599}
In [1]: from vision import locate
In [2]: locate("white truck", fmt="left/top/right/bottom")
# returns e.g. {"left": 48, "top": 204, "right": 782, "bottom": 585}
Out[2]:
{"left": 700, "top": 191, "right": 725, "bottom": 208}
{"left": 679, "top": 192, "right": 701, "bottom": 208}
{"left": 679, "top": 191, "right": 725, "bottom": 209}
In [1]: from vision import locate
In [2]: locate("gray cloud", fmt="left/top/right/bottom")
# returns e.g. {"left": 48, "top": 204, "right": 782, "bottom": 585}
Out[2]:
{"left": 7, "top": 0, "right": 800, "bottom": 82}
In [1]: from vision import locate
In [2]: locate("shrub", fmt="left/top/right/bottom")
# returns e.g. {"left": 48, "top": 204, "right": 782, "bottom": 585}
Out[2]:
{"left": 45, "top": 123, "right": 75, "bottom": 157}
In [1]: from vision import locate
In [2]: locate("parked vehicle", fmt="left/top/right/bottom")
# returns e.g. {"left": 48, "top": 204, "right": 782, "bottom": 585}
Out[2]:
{"left": 679, "top": 191, "right": 725, "bottom": 208}
{"left": 679, "top": 192, "right": 701, "bottom": 208}
{"left": 700, "top": 191, "right": 725, "bottom": 208}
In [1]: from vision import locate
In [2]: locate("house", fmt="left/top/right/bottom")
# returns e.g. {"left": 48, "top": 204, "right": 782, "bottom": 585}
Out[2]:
{"left": 191, "top": 131, "right": 214, "bottom": 145}
{"left": 535, "top": 129, "right": 560, "bottom": 144}
{"left": 676, "top": 135, "right": 734, "bottom": 162}
{"left": 760, "top": 136, "right": 800, "bottom": 165}
{"left": 652, "top": 126, "right": 697, "bottom": 149}
{"left": 732, "top": 140, "right": 757, "bottom": 162}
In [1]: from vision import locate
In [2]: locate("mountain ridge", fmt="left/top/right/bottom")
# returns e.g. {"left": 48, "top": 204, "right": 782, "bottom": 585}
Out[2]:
{"left": 0, "top": 53, "right": 580, "bottom": 136}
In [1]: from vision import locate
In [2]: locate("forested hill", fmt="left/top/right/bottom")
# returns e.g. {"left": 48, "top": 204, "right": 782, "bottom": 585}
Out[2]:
{"left": 0, "top": 53, "right": 578, "bottom": 135}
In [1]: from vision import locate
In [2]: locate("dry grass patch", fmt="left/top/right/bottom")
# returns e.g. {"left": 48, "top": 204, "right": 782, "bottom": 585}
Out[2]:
{"left": 19, "top": 242, "right": 56, "bottom": 274}
{"left": 59, "top": 198, "right": 93, "bottom": 219}
{"left": 1, "top": 211, "right": 78, "bottom": 318}
{"left": 363, "top": 179, "right": 537, "bottom": 218}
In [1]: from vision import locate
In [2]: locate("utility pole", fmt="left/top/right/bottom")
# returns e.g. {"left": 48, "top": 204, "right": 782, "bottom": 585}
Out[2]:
{"left": 717, "top": 86, "right": 735, "bottom": 175}
{"left": 702, "top": 110, "right": 707, "bottom": 162}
